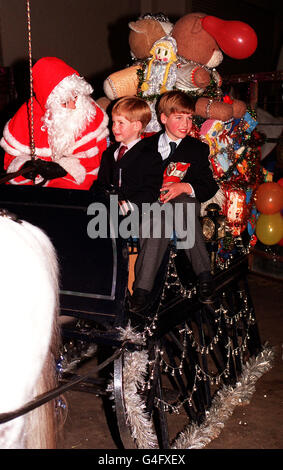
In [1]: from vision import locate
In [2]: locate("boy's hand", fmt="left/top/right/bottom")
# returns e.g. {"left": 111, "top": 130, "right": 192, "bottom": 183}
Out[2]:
{"left": 118, "top": 199, "right": 134, "bottom": 216}
{"left": 160, "top": 182, "right": 192, "bottom": 203}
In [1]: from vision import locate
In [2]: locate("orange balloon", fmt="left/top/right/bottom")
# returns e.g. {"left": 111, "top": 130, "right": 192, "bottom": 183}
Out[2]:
{"left": 255, "top": 182, "right": 283, "bottom": 214}
{"left": 256, "top": 212, "right": 283, "bottom": 245}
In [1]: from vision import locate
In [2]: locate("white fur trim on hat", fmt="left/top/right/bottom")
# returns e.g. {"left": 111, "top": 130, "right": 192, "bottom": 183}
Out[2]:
{"left": 46, "top": 74, "right": 93, "bottom": 108}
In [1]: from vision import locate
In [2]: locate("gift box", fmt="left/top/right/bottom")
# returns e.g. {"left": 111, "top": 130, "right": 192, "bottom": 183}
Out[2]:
{"left": 163, "top": 161, "right": 191, "bottom": 184}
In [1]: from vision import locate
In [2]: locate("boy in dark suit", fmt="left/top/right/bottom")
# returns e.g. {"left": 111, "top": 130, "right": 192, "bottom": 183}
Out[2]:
{"left": 129, "top": 90, "right": 219, "bottom": 313}
{"left": 97, "top": 95, "right": 163, "bottom": 221}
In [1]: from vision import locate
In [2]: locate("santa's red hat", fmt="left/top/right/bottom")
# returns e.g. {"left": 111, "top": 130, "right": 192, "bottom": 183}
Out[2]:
{"left": 32, "top": 57, "right": 80, "bottom": 109}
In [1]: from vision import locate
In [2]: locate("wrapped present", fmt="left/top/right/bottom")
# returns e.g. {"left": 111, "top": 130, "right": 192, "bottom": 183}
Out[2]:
{"left": 241, "top": 111, "right": 258, "bottom": 134}
{"left": 163, "top": 161, "right": 191, "bottom": 184}
{"left": 160, "top": 161, "right": 191, "bottom": 202}
{"left": 223, "top": 188, "right": 247, "bottom": 236}
{"left": 247, "top": 206, "right": 258, "bottom": 236}
{"left": 200, "top": 119, "right": 236, "bottom": 179}
{"left": 262, "top": 167, "right": 274, "bottom": 182}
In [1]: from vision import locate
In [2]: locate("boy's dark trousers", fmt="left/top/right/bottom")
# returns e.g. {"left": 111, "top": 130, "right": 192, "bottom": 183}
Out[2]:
{"left": 133, "top": 194, "right": 210, "bottom": 292}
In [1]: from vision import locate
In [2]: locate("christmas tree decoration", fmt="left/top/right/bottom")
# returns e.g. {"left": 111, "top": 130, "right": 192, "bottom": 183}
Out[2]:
{"left": 199, "top": 111, "right": 262, "bottom": 242}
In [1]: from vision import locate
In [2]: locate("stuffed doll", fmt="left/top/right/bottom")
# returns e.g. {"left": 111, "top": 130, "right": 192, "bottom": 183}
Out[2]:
{"left": 103, "top": 14, "right": 173, "bottom": 103}
{"left": 139, "top": 35, "right": 178, "bottom": 131}
{"left": 140, "top": 35, "right": 178, "bottom": 96}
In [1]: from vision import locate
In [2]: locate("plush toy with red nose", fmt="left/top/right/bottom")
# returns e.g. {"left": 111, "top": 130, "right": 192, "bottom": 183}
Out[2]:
{"left": 102, "top": 12, "right": 257, "bottom": 124}
{"left": 172, "top": 12, "right": 257, "bottom": 121}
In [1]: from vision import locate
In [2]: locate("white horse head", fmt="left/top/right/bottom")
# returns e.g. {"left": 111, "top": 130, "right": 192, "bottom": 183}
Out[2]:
{"left": 0, "top": 210, "right": 60, "bottom": 448}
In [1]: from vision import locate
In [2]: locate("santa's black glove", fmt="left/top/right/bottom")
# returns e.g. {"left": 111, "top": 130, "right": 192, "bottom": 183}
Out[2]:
{"left": 21, "top": 160, "right": 41, "bottom": 180}
{"left": 21, "top": 159, "right": 67, "bottom": 180}
{"left": 36, "top": 160, "right": 67, "bottom": 179}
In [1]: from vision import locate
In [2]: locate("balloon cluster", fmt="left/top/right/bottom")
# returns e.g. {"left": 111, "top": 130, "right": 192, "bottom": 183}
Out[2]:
{"left": 255, "top": 180, "right": 283, "bottom": 245}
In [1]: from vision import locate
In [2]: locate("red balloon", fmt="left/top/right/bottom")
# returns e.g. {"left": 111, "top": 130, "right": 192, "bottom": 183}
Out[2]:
{"left": 202, "top": 16, "right": 258, "bottom": 59}
{"left": 277, "top": 178, "right": 283, "bottom": 188}
{"left": 255, "top": 182, "right": 283, "bottom": 214}
{"left": 278, "top": 238, "right": 283, "bottom": 246}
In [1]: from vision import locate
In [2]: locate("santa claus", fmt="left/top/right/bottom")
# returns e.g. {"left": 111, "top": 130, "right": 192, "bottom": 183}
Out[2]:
{"left": 0, "top": 57, "right": 109, "bottom": 189}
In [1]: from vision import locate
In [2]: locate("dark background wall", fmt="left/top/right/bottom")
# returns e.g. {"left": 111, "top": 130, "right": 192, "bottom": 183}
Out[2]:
{"left": 0, "top": 0, "right": 281, "bottom": 101}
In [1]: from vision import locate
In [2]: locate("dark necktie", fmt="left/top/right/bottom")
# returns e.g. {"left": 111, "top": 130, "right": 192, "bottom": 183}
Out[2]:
{"left": 117, "top": 145, "right": 128, "bottom": 162}
{"left": 163, "top": 141, "right": 177, "bottom": 169}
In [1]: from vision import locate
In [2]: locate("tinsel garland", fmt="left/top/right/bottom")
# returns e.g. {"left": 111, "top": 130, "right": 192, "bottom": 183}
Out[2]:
{"left": 111, "top": 324, "right": 158, "bottom": 449}
{"left": 113, "top": 324, "right": 274, "bottom": 449}
{"left": 137, "top": 62, "right": 160, "bottom": 102}
{"left": 172, "top": 344, "right": 274, "bottom": 449}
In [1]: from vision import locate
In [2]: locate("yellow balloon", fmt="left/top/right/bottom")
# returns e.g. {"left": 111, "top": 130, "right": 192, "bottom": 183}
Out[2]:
{"left": 256, "top": 212, "right": 283, "bottom": 245}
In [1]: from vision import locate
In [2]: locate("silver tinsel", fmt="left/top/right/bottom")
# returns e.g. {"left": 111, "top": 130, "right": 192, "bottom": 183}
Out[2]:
{"left": 114, "top": 324, "right": 158, "bottom": 449}
{"left": 111, "top": 323, "right": 274, "bottom": 449}
{"left": 172, "top": 344, "right": 274, "bottom": 449}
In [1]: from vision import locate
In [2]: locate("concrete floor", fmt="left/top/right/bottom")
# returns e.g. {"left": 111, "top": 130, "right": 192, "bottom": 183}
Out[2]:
{"left": 57, "top": 272, "right": 283, "bottom": 451}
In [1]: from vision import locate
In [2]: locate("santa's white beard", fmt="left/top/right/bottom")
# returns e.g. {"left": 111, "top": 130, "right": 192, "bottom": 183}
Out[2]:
{"left": 43, "top": 95, "right": 96, "bottom": 158}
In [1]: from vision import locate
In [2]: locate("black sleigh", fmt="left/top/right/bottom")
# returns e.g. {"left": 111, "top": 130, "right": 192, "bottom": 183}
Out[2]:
{"left": 0, "top": 184, "right": 268, "bottom": 449}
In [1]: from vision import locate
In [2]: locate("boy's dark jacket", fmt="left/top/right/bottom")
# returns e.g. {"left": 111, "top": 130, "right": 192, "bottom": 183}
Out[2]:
{"left": 96, "top": 137, "right": 163, "bottom": 209}
{"left": 147, "top": 131, "right": 219, "bottom": 203}
{"left": 96, "top": 132, "right": 218, "bottom": 206}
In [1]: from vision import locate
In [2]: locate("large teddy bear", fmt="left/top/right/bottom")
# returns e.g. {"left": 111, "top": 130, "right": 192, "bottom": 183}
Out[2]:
{"left": 102, "top": 12, "right": 257, "bottom": 126}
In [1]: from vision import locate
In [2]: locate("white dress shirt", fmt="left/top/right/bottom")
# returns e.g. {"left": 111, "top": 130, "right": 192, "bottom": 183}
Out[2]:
{"left": 158, "top": 132, "right": 195, "bottom": 197}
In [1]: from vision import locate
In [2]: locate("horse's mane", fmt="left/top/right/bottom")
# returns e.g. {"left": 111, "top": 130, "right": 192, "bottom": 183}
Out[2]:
{"left": 0, "top": 214, "right": 60, "bottom": 448}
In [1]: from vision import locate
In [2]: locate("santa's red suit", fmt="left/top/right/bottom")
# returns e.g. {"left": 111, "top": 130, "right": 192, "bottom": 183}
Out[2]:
{"left": 1, "top": 57, "right": 109, "bottom": 189}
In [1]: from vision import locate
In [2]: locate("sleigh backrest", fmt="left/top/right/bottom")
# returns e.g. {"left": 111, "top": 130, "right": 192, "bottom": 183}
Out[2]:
{"left": 0, "top": 186, "right": 128, "bottom": 324}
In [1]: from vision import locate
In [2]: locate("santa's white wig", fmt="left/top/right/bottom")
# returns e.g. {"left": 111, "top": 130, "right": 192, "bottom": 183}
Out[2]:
{"left": 42, "top": 74, "right": 96, "bottom": 157}
{"left": 46, "top": 73, "right": 93, "bottom": 109}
